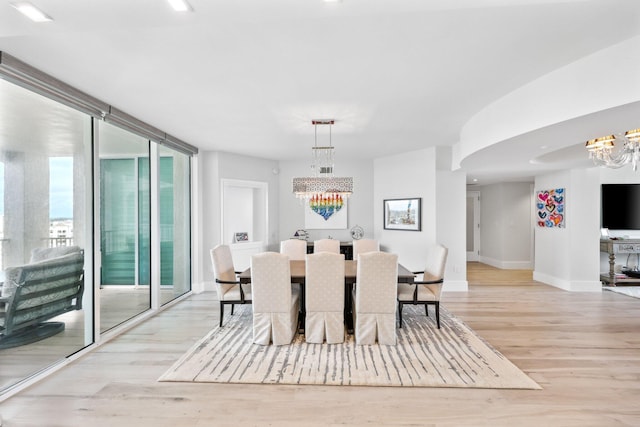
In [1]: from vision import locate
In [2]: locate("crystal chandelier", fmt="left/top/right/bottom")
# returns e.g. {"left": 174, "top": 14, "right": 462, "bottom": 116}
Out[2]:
{"left": 586, "top": 128, "right": 640, "bottom": 170}
{"left": 292, "top": 119, "right": 353, "bottom": 200}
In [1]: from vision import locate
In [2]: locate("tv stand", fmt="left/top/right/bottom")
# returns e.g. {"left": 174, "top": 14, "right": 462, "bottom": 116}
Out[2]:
{"left": 600, "top": 239, "right": 640, "bottom": 285}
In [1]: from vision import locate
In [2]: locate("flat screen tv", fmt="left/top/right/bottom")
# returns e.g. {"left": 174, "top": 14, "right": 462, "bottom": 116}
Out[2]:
{"left": 601, "top": 184, "right": 640, "bottom": 230}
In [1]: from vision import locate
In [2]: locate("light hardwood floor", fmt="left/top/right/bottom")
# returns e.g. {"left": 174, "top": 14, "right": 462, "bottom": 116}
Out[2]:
{"left": 0, "top": 263, "right": 639, "bottom": 426}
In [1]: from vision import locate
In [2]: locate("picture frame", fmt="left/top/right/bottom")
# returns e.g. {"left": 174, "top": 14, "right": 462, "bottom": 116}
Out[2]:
{"left": 383, "top": 198, "right": 421, "bottom": 231}
{"left": 234, "top": 232, "right": 249, "bottom": 242}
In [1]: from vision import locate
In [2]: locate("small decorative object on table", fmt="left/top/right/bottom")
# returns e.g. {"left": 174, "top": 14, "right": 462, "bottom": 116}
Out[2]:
{"left": 350, "top": 224, "right": 364, "bottom": 240}
{"left": 294, "top": 229, "right": 309, "bottom": 241}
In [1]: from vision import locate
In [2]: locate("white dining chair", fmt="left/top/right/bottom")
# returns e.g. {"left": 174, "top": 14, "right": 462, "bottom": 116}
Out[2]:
{"left": 305, "top": 252, "right": 345, "bottom": 344}
{"left": 210, "top": 245, "right": 252, "bottom": 327}
{"left": 352, "top": 239, "right": 380, "bottom": 259}
{"left": 352, "top": 251, "right": 398, "bottom": 345}
{"left": 250, "top": 252, "right": 300, "bottom": 345}
{"left": 280, "top": 239, "right": 307, "bottom": 260}
{"left": 397, "top": 244, "right": 448, "bottom": 329}
{"left": 313, "top": 238, "right": 340, "bottom": 254}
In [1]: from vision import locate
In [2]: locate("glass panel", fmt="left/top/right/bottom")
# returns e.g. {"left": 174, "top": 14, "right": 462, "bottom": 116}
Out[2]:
{"left": 158, "top": 145, "right": 191, "bottom": 305}
{"left": 99, "top": 122, "right": 150, "bottom": 332}
{"left": 0, "top": 78, "right": 93, "bottom": 393}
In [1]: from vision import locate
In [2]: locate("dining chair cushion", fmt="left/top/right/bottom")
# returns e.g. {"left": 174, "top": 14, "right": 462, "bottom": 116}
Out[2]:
{"left": 397, "top": 283, "right": 437, "bottom": 301}
{"left": 305, "top": 252, "right": 345, "bottom": 344}
{"left": 313, "top": 239, "right": 340, "bottom": 254}
{"left": 210, "top": 245, "right": 240, "bottom": 300}
{"left": 251, "top": 252, "right": 300, "bottom": 345}
{"left": 353, "top": 251, "right": 398, "bottom": 345}
{"left": 352, "top": 239, "right": 380, "bottom": 259}
{"left": 280, "top": 239, "right": 307, "bottom": 261}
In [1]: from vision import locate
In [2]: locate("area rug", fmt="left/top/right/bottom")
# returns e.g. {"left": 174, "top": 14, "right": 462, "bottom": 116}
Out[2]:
{"left": 159, "top": 305, "right": 540, "bottom": 389}
{"left": 603, "top": 286, "right": 640, "bottom": 299}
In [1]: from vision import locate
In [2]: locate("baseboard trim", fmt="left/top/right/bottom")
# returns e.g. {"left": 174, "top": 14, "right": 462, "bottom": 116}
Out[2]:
{"left": 533, "top": 271, "right": 602, "bottom": 292}
{"left": 479, "top": 256, "right": 533, "bottom": 270}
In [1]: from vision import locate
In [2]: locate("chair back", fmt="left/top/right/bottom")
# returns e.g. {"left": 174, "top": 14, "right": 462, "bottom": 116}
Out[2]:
{"left": 352, "top": 239, "right": 379, "bottom": 259}
{"left": 313, "top": 239, "right": 340, "bottom": 254}
{"left": 210, "top": 245, "right": 237, "bottom": 297}
{"left": 251, "top": 252, "right": 292, "bottom": 313}
{"left": 355, "top": 251, "right": 398, "bottom": 314}
{"left": 210, "top": 245, "right": 236, "bottom": 281}
{"left": 280, "top": 239, "right": 307, "bottom": 260}
{"left": 423, "top": 244, "right": 448, "bottom": 282}
{"left": 305, "top": 252, "right": 345, "bottom": 312}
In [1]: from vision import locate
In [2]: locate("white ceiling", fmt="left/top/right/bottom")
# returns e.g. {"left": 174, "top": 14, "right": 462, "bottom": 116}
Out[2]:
{"left": 1, "top": 0, "right": 639, "bottom": 183}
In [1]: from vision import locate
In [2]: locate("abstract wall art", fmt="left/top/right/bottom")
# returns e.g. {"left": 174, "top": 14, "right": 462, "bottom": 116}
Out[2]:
{"left": 536, "top": 188, "right": 565, "bottom": 228}
{"left": 304, "top": 194, "right": 348, "bottom": 229}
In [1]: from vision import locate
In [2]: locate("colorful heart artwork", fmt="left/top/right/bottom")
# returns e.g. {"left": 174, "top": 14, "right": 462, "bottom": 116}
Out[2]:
{"left": 309, "top": 194, "right": 344, "bottom": 221}
{"left": 536, "top": 188, "right": 565, "bottom": 228}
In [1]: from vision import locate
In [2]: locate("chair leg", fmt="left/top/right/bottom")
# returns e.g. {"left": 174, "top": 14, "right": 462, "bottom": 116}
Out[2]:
{"left": 425, "top": 304, "right": 429, "bottom": 317}
{"left": 435, "top": 302, "right": 440, "bottom": 329}
{"left": 398, "top": 302, "right": 403, "bottom": 328}
{"left": 219, "top": 302, "right": 224, "bottom": 327}
{"left": 231, "top": 304, "right": 235, "bottom": 316}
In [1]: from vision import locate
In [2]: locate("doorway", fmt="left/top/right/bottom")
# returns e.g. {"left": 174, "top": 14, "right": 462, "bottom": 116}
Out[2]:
{"left": 466, "top": 191, "right": 480, "bottom": 261}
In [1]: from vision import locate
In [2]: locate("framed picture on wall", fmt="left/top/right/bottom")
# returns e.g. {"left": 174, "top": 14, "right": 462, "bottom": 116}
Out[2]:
{"left": 383, "top": 198, "right": 421, "bottom": 231}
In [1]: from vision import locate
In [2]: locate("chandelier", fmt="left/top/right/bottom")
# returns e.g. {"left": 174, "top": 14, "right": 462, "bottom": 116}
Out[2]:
{"left": 292, "top": 119, "right": 353, "bottom": 200}
{"left": 586, "top": 128, "right": 640, "bottom": 170}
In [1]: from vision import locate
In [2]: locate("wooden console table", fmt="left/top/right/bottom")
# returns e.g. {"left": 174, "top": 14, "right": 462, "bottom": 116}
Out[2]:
{"left": 600, "top": 239, "right": 640, "bottom": 285}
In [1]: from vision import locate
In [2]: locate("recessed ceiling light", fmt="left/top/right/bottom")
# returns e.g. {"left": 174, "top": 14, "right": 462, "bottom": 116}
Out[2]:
{"left": 11, "top": 2, "right": 52, "bottom": 22}
{"left": 167, "top": 0, "right": 192, "bottom": 12}
{"left": 473, "top": 178, "right": 478, "bottom": 182}
{"left": 324, "top": 0, "right": 342, "bottom": 3}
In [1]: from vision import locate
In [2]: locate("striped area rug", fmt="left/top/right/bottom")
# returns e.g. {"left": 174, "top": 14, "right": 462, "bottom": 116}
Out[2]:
{"left": 159, "top": 305, "right": 540, "bottom": 389}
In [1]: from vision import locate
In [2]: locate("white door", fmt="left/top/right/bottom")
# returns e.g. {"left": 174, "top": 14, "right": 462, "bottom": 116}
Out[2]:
{"left": 466, "top": 191, "right": 480, "bottom": 261}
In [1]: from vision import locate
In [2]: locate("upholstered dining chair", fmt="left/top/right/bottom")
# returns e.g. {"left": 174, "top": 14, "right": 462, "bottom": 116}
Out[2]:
{"left": 280, "top": 239, "right": 307, "bottom": 260}
{"left": 352, "top": 239, "right": 380, "bottom": 259}
{"left": 305, "top": 252, "right": 345, "bottom": 344}
{"left": 397, "top": 244, "right": 448, "bottom": 329}
{"left": 352, "top": 251, "right": 398, "bottom": 345}
{"left": 313, "top": 238, "right": 340, "bottom": 254}
{"left": 210, "top": 245, "right": 252, "bottom": 327}
{"left": 250, "top": 252, "right": 300, "bottom": 345}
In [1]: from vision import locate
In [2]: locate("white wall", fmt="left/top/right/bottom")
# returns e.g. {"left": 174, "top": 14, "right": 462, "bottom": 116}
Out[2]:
{"left": 373, "top": 147, "right": 466, "bottom": 291}
{"left": 476, "top": 182, "right": 533, "bottom": 269}
{"left": 374, "top": 148, "right": 436, "bottom": 272}
{"left": 436, "top": 168, "right": 468, "bottom": 291}
{"left": 198, "top": 151, "right": 280, "bottom": 290}
{"left": 533, "top": 168, "right": 601, "bottom": 291}
{"left": 278, "top": 158, "right": 374, "bottom": 243}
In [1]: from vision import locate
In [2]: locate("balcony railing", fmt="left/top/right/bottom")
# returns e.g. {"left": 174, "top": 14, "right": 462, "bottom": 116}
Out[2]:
{"left": 46, "top": 237, "right": 75, "bottom": 248}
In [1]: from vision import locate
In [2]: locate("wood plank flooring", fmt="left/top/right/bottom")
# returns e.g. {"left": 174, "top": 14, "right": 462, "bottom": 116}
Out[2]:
{"left": 0, "top": 264, "right": 639, "bottom": 426}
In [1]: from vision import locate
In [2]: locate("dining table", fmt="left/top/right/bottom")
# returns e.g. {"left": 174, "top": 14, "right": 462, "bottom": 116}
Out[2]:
{"left": 238, "top": 259, "right": 415, "bottom": 333}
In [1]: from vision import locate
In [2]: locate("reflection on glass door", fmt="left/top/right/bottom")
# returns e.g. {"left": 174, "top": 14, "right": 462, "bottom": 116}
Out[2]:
{"left": 99, "top": 123, "right": 150, "bottom": 332}
{"left": 159, "top": 146, "right": 191, "bottom": 305}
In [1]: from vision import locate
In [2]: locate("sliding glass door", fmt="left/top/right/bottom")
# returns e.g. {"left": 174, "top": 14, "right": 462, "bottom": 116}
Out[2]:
{"left": 99, "top": 123, "right": 151, "bottom": 332}
{"left": 0, "top": 52, "right": 195, "bottom": 397}
{"left": 0, "top": 78, "right": 93, "bottom": 393}
{"left": 159, "top": 146, "right": 191, "bottom": 305}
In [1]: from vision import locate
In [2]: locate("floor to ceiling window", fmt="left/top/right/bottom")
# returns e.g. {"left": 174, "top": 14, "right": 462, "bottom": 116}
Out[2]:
{"left": 0, "top": 52, "right": 196, "bottom": 397}
{"left": 99, "top": 123, "right": 151, "bottom": 333}
{"left": 0, "top": 77, "right": 93, "bottom": 393}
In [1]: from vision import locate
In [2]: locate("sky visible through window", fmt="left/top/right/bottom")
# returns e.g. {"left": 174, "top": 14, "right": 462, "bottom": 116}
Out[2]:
{"left": 49, "top": 157, "right": 74, "bottom": 219}
{"left": 0, "top": 158, "right": 73, "bottom": 219}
